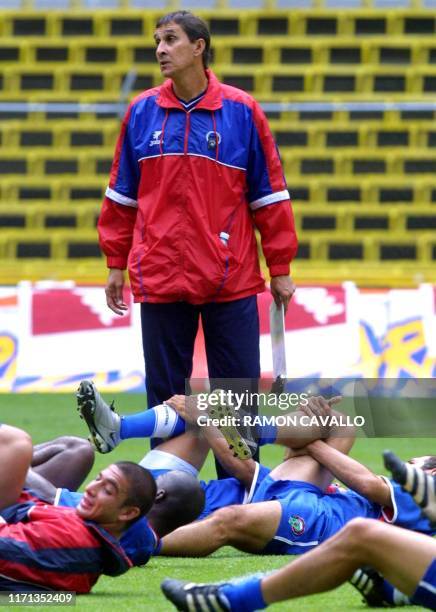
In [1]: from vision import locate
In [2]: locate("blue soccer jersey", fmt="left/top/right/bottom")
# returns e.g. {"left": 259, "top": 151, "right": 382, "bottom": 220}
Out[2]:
{"left": 141, "top": 451, "right": 271, "bottom": 522}
{"left": 252, "top": 476, "right": 381, "bottom": 555}
{"left": 198, "top": 463, "right": 271, "bottom": 521}
{"left": 381, "top": 478, "right": 436, "bottom": 535}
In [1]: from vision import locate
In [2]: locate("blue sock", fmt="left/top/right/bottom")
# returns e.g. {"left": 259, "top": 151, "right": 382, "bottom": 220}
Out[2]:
{"left": 120, "top": 404, "right": 186, "bottom": 440}
{"left": 221, "top": 575, "right": 267, "bottom": 612}
{"left": 382, "top": 579, "right": 410, "bottom": 606}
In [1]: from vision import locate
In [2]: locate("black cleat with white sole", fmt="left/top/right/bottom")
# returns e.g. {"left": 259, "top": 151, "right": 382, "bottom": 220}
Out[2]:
{"left": 161, "top": 579, "right": 230, "bottom": 611}
{"left": 76, "top": 380, "right": 121, "bottom": 454}
{"left": 350, "top": 567, "right": 392, "bottom": 607}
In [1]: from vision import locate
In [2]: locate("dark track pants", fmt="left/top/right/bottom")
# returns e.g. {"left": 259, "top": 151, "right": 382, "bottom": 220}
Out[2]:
{"left": 140, "top": 296, "right": 260, "bottom": 475}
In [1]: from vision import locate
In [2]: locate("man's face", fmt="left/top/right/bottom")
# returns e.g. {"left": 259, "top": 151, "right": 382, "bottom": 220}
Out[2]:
{"left": 154, "top": 22, "right": 203, "bottom": 79}
{"left": 76, "top": 465, "right": 131, "bottom": 524}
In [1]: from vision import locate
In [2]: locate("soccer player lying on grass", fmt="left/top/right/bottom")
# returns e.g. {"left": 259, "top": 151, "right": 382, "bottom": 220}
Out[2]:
{"left": 75, "top": 381, "right": 360, "bottom": 521}
{"left": 157, "top": 410, "right": 435, "bottom": 559}
{"left": 35, "top": 426, "right": 261, "bottom": 535}
{"left": 0, "top": 424, "right": 160, "bottom": 593}
{"left": 0, "top": 423, "right": 32, "bottom": 511}
{"left": 76, "top": 382, "right": 435, "bottom": 549}
{"left": 161, "top": 451, "right": 436, "bottom": 612}
{"left": 11, "top": 435, "right": 205, "bottom": 569}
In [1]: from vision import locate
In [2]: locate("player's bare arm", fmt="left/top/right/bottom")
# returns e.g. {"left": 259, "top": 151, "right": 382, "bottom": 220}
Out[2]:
{"left": 306, "top": 440, "right": 392, "bottom": 507}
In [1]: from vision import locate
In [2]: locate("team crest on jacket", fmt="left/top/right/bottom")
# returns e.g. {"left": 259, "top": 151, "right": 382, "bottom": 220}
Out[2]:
{"left": 289, "top": 515, "right": 305, "bottom": 536}
{"left": 206, "top": 131, "right": 221, "bottom": 150}
{"left": 149, "top": 130, "right": 163, "bottom": 146}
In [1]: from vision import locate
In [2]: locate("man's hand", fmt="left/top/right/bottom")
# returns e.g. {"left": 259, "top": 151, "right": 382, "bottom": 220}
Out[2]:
{"left": 105, "top": 268, "right": 128, "bottom": 315}
{"left": 299, "top": 395, "right": 342, "bottom": 419}
{"left": 165, "top": 395, "right": 201, "bottom": 425}
{"left": 270, "top": 275, "right": 296, "bottom": 312}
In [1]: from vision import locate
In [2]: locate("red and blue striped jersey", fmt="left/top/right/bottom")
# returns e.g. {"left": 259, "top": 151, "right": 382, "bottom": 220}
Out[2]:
{"left": 0, "top": 492, "right": 132, "bottom": 593}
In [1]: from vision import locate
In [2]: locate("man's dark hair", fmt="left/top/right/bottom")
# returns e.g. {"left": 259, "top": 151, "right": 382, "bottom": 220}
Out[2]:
{"left": 147, "top": 470, "right": 205, "bottom": 536}
{"left": 422, "top": 456, "right": 436, "bottom": 471}
{"left": 156, "top": 11, "right": 212, "bottom": 68}
{"left": 115, "top": 461, "right": 157, "bottom": 516}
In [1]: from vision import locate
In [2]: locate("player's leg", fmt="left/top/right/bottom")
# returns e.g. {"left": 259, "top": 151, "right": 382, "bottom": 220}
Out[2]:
{"left": 31, "top": 436, "right": 95, "bottom": 491}
{"left": 140, "top": 431, "right": 210, "bottom": 474}
{"left": 162, "top": 518, "right": 436, "bottom": 611}
{"left": 273, "top": 398, "right": 355, "bottom": 450}
{"left": 0, "top": 424, "right": 32, "bottom": 510}
{"left": 384, "top": 450, "right": 436, "bottom": 522}
{"left": 261, "top": 519, "right": 436, "bottom": 604}
{"left": 161, "top": 500, "right": 281, "bottom": 556}
{"left": 76, "top": 380, "right": 188, "bottom": 453}
{"left": 77, "top": 303, "right": 199, "bottom": 453}
{"left": 201, "top": 297, "right": 261, "bottom": 477}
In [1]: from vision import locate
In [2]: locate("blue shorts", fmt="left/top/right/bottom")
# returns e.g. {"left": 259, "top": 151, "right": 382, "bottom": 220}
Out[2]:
{"left": 198, "top": 463, "right": 271, "bottom": 520}
{"left": 411, "top": 559, "right": 436, "bottom": 610}
{"left": 254, "top": 476, "right": 380, "bottom": 556}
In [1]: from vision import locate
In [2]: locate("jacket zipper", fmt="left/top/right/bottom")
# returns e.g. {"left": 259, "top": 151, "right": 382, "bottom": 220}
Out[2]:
{"left": 179, "top": 111, "right": 191, "bottom": 299}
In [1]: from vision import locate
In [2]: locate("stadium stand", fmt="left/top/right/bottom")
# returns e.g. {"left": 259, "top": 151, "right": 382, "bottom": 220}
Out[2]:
{"left": 0, "top": 6, "right": 435, "bottom": 285}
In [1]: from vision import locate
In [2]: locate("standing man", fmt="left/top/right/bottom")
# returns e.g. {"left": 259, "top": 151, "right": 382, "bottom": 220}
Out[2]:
{"left": 97, "top": 11, "right": 298, "bottom": 465}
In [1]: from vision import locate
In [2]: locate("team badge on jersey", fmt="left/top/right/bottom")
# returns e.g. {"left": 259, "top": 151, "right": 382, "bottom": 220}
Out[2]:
{"left": 289, "top": 515, "right": 305, "bottom": 536}
{"left": 206, "top": 131, "right": 221, "bottom": 150}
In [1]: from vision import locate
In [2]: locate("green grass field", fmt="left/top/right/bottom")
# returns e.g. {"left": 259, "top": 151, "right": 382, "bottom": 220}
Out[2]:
{"left": 0, "top": 392, "right": 432, "bottom": 611}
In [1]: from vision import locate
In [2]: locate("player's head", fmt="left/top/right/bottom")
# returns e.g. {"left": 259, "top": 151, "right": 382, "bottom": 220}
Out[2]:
{"left": 155, "top": 11, "right": 211, "bottom": 74}
{"left": 76, "top": 462, "right": 157, "bottom": 531}
{"left": 408, "top": 455, "right": 436, "bottom": 474}
{"left": 146, "top": 470, "right": 205, "bottom": 537}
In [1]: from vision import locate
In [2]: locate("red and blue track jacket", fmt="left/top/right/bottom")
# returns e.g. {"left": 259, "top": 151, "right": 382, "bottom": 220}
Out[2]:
{"left": 0, "top": 493, "right": 132, "bottom": 593}
{"left": 98, "top": 70, "right": 298, "bottom": 304}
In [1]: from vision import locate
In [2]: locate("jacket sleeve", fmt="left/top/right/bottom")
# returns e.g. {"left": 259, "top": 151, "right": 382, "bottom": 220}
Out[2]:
{"left": 253, "top": 200, "right": 298, "bottom": 277}
{"left": 246, "top": 100, "right": 298, "bottom": 276}
{"left": 97, "top": 105, "right": 139, "bottom": 270}
{"left": 98, "top": 197, "right": 137, "bottom": 270}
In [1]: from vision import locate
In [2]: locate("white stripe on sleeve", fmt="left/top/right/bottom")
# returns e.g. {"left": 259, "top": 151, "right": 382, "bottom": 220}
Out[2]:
{"left": 249, "top": 190, "right": 290, "bottom": 211}
{"left": 105, "top": 187, "right": 138, "bottom": 208}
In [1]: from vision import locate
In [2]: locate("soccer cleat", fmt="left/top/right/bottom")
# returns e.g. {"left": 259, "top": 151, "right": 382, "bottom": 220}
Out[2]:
{"left": 384, "top": 450, "right": 436, "bottom": 523}
{"left": 161, "top": 579, "right": 230, "bottom": 611}
{"left": 383, "top": 451, "right": 408, "bottom": 486}
{"left": 207, "top": 389, "right": 257, "bottom": 460}
{"left": 350, "top": 567, "right": 391, "bottom": 607}
{"left": 76, "top": 380, "right": 120, "bottom": 454}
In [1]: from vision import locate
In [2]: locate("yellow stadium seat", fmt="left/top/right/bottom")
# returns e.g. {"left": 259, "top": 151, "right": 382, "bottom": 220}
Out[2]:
{"left": 0, "top": 7, "right": 435, "bottom": 278}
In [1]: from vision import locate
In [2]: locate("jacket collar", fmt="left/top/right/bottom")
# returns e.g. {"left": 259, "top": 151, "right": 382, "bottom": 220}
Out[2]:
{"left": 86, "top": 521, "right": 133, "bottom": 577}
{"left": 157, "top": 69, "right": 222, "bottom": 111}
